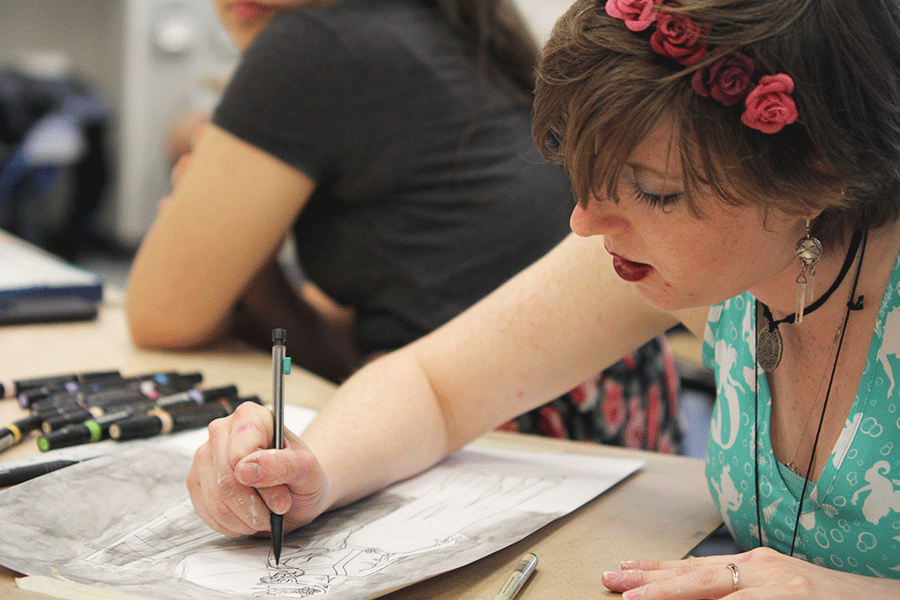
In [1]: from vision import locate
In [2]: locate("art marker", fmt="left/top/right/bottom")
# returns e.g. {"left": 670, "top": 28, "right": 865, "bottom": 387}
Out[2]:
{"left": 155, "top": 385, "right": 239, "bottom": 412}
{"left": 78, "top": 371, "right": 202, "bottom": 405}
{"left": 88, "top": 384, "right": 238, "bottom": 418}
{"left": 40, "top": 409, "right": 92, "bottom": 433}
{"left": 0, "top": 414, "right": 42, "bottom": 452}
{"left": 109, "top": 396, "right": 261, "bottom": 441}
{"left": 39, "top": 390, "right": 152, "bottom": 432}
{"left": 34, "top": 386, "right": 148, "bottom": 418}
{"left": 36, "top": 375, "right": 205, "bottom": 425}
{"left": 37, "top": 410, "right": 132, "bottom": 451}
{"left": 0, "top": 458, "right": 97, "bottom": 487}
{"left": 154, "top": 372, "right": 204, "bottom": 396}
{"left": 26, "top": 371, "right": 203, "bottom": 411}
{"left": 40, "top": 384, "right": 239, "bottom": 433}
{"left": 4, "top": 369, "right": 120, "bottom": 402}
{"left": 27, "top": 379, "right": 145, "bottom": 413}
{"left": 17, "top": 372, "right": 125, "bottom": 407}
{"left": 270, "top": 328, "right": 290, "bottom": 566}
{"left": 41, "top": 397, "right": 156, "bottom": 433}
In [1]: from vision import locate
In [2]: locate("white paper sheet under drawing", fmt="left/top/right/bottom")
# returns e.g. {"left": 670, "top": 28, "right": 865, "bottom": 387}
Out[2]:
{"left": 0, "top": 406, "right": 643, "bottom": 600}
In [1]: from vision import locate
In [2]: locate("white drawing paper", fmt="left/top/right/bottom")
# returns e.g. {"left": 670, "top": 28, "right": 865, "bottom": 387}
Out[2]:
{"left": 0, "top": 406, "right": 642, "bottom": 600}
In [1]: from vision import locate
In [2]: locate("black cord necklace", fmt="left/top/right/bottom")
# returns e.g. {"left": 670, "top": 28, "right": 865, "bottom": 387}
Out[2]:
{"left": 753, "top": 228, "right": 867, "bottom": 556}
{"left": 757, "top": 228, "right": 864, "bottom": 371}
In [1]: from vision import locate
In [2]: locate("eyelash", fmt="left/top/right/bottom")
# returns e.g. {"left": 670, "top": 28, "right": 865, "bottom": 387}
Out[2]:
{"left": 629, "top": 180, "right": 682, "bottom": 210}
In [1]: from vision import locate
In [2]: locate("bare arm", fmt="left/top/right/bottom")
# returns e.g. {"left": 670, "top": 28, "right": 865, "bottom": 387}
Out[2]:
{"left": 126, "top": 124, "right": 357, "bottom": 380}
{"left": 188, "top": 232, "right": 700, "bottom": 534}
{"left": 232, "top": 260, "right": 358, "bottom": 382}
{"left": 303, "top": 232, "right": 690, "bottom": 508}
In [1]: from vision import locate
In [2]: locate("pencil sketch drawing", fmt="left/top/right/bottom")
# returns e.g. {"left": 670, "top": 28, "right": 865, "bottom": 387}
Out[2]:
{"left": 0, "top": 407, "right": 642, "bottom": 600}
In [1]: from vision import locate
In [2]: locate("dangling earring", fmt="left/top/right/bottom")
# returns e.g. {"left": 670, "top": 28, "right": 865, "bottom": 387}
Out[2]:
{"left": 795, "top": 219, "right": 823, "bottom": 324}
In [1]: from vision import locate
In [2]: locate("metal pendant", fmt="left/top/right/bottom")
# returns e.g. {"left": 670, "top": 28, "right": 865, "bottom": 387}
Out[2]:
{"left": 757, "top": 325, "right": 783, "bottom": 372}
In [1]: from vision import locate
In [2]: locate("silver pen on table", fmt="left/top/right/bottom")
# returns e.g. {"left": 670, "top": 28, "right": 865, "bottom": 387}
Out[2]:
{"left": 270, "top": 328, "right": 289, "bottom": 565}
{"left": 492, "top": 552, "right": 538, "bottom": 600}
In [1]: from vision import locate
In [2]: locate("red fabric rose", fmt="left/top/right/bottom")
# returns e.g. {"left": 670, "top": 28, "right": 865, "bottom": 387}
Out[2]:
{"left": 605, "top": 0, "right": 662, "bottom": 32}
{"left": 649, "top": 4, "right": 708, "bottom": 66}
{"left": 741, "top": 73, "right": 798, "bottom": 133}
{"left": 690, "top": 50, "right": 756, "bottom": 106}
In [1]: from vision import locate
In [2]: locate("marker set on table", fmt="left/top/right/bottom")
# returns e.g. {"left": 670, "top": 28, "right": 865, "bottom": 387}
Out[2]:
{"left": 0, "top": 369, "right": 260, "bottom": 485}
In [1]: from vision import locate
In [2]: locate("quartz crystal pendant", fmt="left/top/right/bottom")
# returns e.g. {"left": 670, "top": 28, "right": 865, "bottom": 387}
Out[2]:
{"left": 795, "top": 234, "right": 822, "bottom": 324}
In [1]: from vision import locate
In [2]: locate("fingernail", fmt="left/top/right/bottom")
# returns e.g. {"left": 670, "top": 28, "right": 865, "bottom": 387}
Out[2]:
{"left": 603, "top": 571, "right": 625, "bottom": 584}
{"left": 623, "top": 587, "right": 646, "bottom": 600}
{"left": 603, "top": 570, "right": 642, "bottom": 591}
{"left": 270, "top": 490, "right": 290, "bottom": 515}
{"left": 621, "top": 559, "right": 641, "bottom": 569}
{"left": 236, "top": 459, "right": 262, "bottom": 484}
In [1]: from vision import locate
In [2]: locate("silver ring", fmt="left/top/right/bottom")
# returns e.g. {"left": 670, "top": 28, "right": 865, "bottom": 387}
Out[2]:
{"left": 726, "top": 563, "right": 739, "bottom": 591}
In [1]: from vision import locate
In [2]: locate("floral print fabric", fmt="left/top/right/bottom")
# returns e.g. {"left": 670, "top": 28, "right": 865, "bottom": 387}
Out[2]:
{"left": 500, "top": 336, "right": 683, "bottom": 453}
{"left": 702, "top": 249, "right": 900, "bottom": 577}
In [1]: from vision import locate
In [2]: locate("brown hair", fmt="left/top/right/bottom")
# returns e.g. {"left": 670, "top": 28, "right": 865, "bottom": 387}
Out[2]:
{"left": 432, "top": 0, "right": 541, "bottom": 102}
{"left": 533, "top": 0, "right": 900, "bottom": 244}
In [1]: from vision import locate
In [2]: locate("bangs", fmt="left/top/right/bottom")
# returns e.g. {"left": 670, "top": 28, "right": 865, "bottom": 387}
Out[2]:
{"left": 537, "top": 50, "right": 743, "bottom": 217}
{"left": 537, "top": 49, "right": 827, "bottom": 219}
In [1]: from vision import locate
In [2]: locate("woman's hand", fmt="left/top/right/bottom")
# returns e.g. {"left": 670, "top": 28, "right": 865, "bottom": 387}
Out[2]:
{"left": 187, "top": 401, "right": 331, "bottom": 537}
{"left": 601, "top": 547, "right": 900, "bottom": 599}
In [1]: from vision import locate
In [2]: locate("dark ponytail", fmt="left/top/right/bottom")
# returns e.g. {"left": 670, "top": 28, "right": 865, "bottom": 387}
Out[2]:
{"left": 431, "top": 0, "right": 541, "bottom": 102}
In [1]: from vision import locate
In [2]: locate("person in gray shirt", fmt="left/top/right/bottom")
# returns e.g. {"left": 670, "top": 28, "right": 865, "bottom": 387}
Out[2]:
{"left": 127, "top": 0, "right": 681, "bottom": 450}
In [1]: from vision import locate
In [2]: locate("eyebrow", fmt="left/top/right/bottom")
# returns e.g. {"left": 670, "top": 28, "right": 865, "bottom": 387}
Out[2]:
{"left": 629, "top": 160, "right": 685, "bottom": 182}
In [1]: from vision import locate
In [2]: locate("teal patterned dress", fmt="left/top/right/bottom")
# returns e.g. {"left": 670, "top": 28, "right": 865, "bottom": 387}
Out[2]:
{"left": 702, "top": 250, "right": 900, "bottom": 577}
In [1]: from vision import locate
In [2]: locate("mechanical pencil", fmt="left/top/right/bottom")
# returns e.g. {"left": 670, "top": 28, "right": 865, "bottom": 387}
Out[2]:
{"left": 4, "top": 369, "right": 120, "bottom": 402}
{"left": 0, "top": 414, "right": 42, "bottom": 452}
{"left": 492, "top": 553, "right": 538, "bottom": 600}
{"left": 271, "top": 328, "right": 290, "bottom": 566}
{"left": 109, "top": 396, "right": 261, "bottom": 441}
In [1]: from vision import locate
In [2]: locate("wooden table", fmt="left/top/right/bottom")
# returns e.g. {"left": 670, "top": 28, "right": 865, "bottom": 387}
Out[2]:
{"left": 0, "top": 290, "right": 722, "bottom": 599}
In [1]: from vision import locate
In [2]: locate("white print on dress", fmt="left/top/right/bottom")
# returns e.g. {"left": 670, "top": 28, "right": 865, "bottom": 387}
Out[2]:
{"left": 877, "top": 307, "right": 900, "bottom": 397}
{"left": 851, "top": 461, "right": 900, "bottom": 525}
{"left": 711, "top": 464, "right": 743, "bottom": 537}
{"left": 711, "top": 340, "right": 743, "bottom": 450}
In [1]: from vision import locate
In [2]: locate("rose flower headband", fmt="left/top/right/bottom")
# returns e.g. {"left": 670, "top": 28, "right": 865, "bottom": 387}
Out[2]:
{"left": 606, "top": 0, "right": 799, "bottom": 134}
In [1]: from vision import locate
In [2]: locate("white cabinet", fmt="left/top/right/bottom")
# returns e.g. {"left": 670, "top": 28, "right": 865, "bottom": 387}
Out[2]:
{"left": 0, "top": 0, "right": 236, "bottom": 247}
